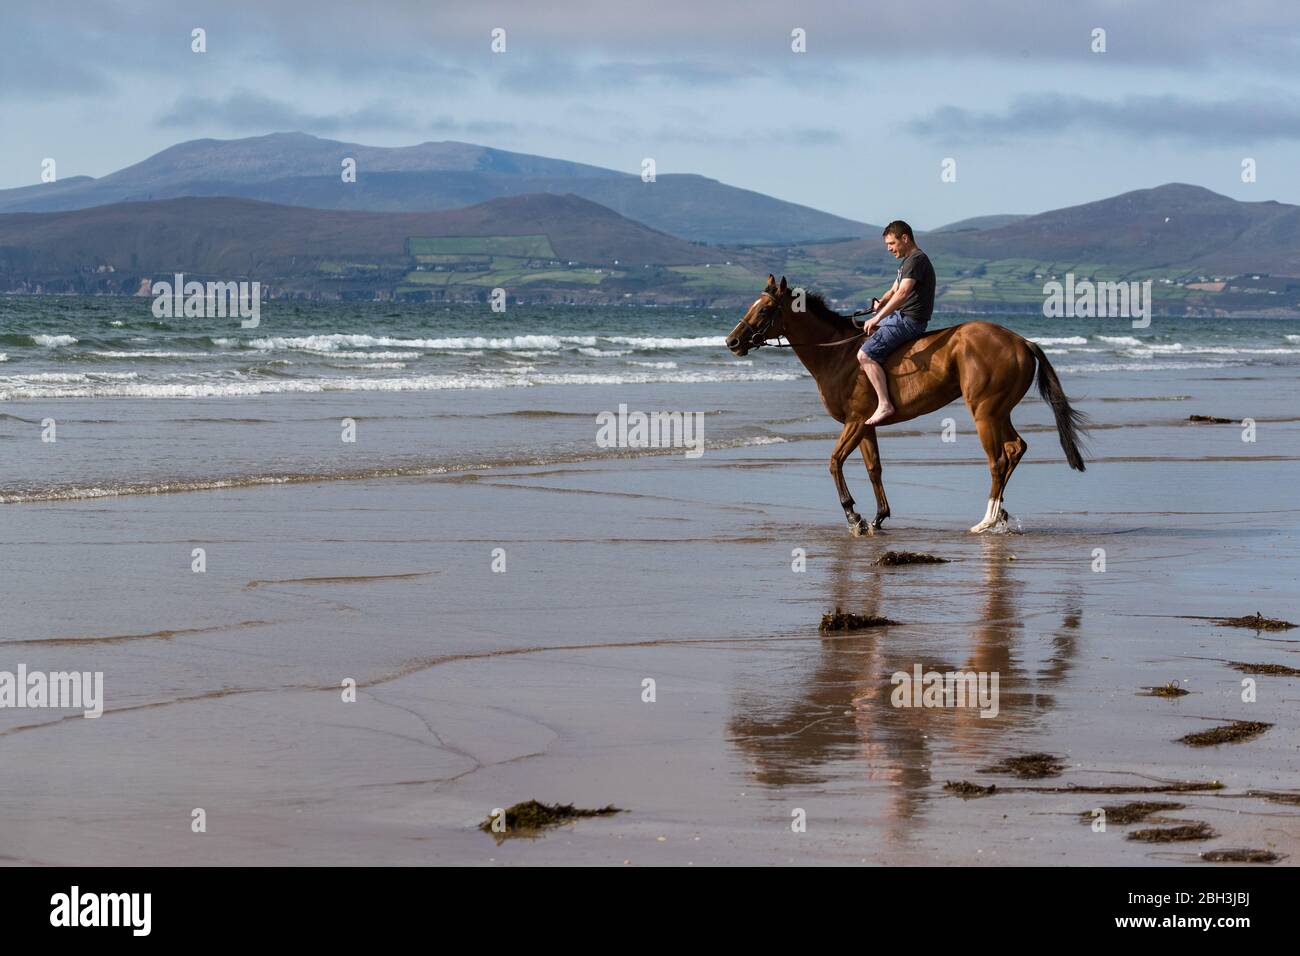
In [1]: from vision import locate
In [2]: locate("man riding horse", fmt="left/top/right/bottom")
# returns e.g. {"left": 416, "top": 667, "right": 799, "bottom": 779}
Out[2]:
{"left": 859, "top": 220, "right": 936, "bottom": 427}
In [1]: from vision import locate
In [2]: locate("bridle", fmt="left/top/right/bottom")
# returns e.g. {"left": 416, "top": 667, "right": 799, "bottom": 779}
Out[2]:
{"left": 742, "top": 291, "right": 872, "bottom": 349}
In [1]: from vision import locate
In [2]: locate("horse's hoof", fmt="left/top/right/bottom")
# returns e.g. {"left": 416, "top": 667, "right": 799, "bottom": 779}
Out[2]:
{"left": 848, "top": 516, "right": 872, "bottom": 537}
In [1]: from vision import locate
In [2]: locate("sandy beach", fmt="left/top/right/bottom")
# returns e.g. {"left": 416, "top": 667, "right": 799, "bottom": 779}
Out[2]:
{"left": 2, "top": 347, "right": 1297, "bottom": 865}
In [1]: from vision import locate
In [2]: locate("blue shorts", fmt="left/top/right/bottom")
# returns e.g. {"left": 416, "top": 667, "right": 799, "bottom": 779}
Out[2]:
{"left": 861, "top": 312, "right": 927, "bottom": 363}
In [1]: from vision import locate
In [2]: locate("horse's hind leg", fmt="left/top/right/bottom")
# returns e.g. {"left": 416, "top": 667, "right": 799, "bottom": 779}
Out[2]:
{"left": 859, "top": 427, "right": 891, "bottom": 530}
{"left": 970, "top": 413, "right": 1025, "bottom": 533}
{"left": 997, "top": 420, "right": 1028, "bottom": 523}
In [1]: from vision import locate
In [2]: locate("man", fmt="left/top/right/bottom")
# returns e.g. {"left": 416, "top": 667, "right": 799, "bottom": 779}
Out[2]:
{"left": 858, "top": 220, "right": 936, "bottom": 426}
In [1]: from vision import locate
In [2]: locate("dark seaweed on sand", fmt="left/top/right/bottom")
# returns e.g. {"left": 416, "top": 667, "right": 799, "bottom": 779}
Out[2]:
{"left": 819, "top": 607, "right": 899, "bottom": 633}
{"left": 944, "top": 781, "right": 997, "bottom": 798}
{"left": 479, "top": 800, "right": 621, "bottom": 835}
{"left": 979, "top": 752, "right": 1066, "bottom": 779}
{"left": 873, "top": 551, "right": 949, "bottom": 567}
{"left": 1246, "top": 790, "right": 1300, "bottom": 806}
{"left": 1188, "top": 415, "right": 1235, "bottom": 424}
{"left": 1213, "top": 612, "right": 1296, "bottom": 631}
{"left": 945, "top": 780, "right": 1222, "bottom": 797}
{"left": 1177, "top": 721, "right": 1271, "bottom": 747}
{"left": 1141, "top": 682, "right": 1190, "bottom": 697}
{"left": 1201, "top": 848, "right": 1281, "bottom": 863}
{"left": 1227, "top": 661, "right": 1300, "bottom": 676}
{"left": 1127, "top": 822, "right": 1217, "bottom": 843}
{"left": 1079, "top": 801, "right": 1184, "bottom": 825}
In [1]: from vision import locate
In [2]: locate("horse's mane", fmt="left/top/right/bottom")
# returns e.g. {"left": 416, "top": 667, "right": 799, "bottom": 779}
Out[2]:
{"left": 801, "top": 290, "right": 860, "bottom": 332}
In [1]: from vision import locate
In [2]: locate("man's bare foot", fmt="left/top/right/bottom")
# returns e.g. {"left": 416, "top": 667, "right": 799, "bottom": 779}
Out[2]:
{"left": 864, "top": 403, "right": 894, "bottom": 426}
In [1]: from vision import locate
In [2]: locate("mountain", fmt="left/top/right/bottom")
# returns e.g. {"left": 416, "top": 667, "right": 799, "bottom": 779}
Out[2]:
{"left": 800, "top": 185, "right": 1300, "bottom": 277}
{"left": 928, "top": 214, "right": 1028, "bottom": 234}
{"left": 3, "top": 183, "right": 1298, "bottom": 313}
{"left": 0, "top": 193, "right": 713, "bottom": 276}
{"left": 924, "top": 184, "right": 1300, "bottom": 275}
{"left": 0, "top": 132, "right": 876, "bottom": 245}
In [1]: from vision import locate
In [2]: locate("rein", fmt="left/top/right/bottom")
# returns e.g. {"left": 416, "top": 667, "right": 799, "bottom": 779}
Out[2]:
{"left": 750, "top": 300, "right": 873, "bottom": 350}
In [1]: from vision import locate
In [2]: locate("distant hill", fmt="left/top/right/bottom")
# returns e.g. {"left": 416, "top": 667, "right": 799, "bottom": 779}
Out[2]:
{"left": 0, "top": 132, "right": 877, "bottom": 245}
{"left": 799, "top": 185, "right": 1300, "bottom": 278}
{"left": 928, "top": 214, "right": 1028, "bottom": 234}
{"left": 925, "top": 184, "right": 1300, "bottom": 276}
{"left": 3, "top": 182, "right": 1298, "bottom": 313}
{"left": 0, "top": 193, "right": 714, "bottom": 274}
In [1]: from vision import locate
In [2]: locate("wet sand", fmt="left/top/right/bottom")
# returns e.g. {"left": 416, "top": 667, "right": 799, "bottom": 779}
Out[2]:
{"left": 1, "top": 370, "right": 1298, "bottom": 865}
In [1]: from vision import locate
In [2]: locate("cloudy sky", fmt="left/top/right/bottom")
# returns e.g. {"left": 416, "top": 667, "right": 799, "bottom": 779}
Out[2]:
{"left": 4, "top": 0, "right": 1299, "bottom": 228}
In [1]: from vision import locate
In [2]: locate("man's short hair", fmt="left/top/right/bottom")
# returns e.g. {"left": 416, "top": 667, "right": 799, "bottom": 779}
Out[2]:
{"left": 882, "top": 220, "right": 914, "bottom": 242}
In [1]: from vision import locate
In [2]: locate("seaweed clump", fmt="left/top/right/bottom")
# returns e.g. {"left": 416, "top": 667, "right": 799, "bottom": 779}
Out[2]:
{"left": 979, "top": 752, "right": 1067, "bottom": 779}
{"left": 1177, "top": 721, "right": 1272, "bottom": 747}
{"left": 1080, "top": 801, "right": 1184, "bottom": 825}
{"left": 1201, "top": 848, "right": 1281, "bottom": 863}
{"left": 480, "top": 800, "right": 621, "bottom": 836}
{"left": 1227, "top": 661, "right": 1300, "bottom": 676}
{"left": 1127, "top": 822, "right": 1217, "bottom": 843}
{"left": 1214, "top": 612, "right": 1296, "bottom": 631}
{"left": 1141, "top": 682, "right": 1190, "bottom": 698}
{"left": 944, "top": 781, "right": 997, "bottom": 798}
{"left": 819, "top": 607, "right": 899, "bottom": 633}
{"left": 874, "top": 551, "right": 948, "bottom": 567}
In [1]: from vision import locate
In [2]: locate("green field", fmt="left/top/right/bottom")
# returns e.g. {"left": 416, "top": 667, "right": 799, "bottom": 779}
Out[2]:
{"left": 406, "top": 235, "right": 557, "bottom": 258}
{"left": 667, "top": 263, "right": 764, "bottom": 293}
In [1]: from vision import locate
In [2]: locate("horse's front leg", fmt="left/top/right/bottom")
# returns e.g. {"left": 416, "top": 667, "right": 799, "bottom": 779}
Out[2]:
{"left": 830, "top": 420, "right": 871, "bottom": 535}
{"left": 858, "top": 427, "right": 891, "bottom": 530}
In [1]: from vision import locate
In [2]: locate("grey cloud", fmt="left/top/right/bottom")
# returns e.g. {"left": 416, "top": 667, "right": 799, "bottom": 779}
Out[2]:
{"left": 155, "top": 91, "right": 410, "bottom": 133}
{"left": 907, "top": 93, "right": 1300, "bottom": 144}
{"left": 494, "top": 58, "right": 757, "bottom": 96}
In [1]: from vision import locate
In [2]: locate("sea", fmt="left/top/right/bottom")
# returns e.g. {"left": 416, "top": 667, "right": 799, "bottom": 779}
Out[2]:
{"left": 2, "top": 296, "right": 1298, "bottom": 504}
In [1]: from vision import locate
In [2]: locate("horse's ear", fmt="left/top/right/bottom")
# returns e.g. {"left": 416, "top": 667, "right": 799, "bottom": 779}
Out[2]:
{"left": 765, "top": 273, "right": 777, "bottom": 290}
{"left": 778, "top": 276, "right": 789, "bottom": 293}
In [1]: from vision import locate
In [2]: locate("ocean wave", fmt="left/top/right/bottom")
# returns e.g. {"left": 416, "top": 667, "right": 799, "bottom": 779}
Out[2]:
{"left": 324, "top": 362, "right": 408, "bottom": 370}
{"left": 0, "top": 367, "right": 802, "bottom": 399}
{"left": 1056, "top": 361, "right": 1241, "bottom": 373}
{"left": 2, "top": 371, "right": 140, "bottom": 384}
{"left": 1031, "top": 336, "right": 1088, "bottom": 345}
{"left": 1096, "top": 335, "right": 1143, "bottom": 346}
{"left": 604, "top": 335, "right": 729, "bottom": 348}
{"left": 86, "top": 350, "right": 208, "bottom": 359}
{"left": 1124, "top": 346, "right": 1300, "bottom": 357}
{"left": 244, "top": 333, "right": 601, "bottom": 351}
{"left": 29, "top": 334, "right": 79, "bottom": 347}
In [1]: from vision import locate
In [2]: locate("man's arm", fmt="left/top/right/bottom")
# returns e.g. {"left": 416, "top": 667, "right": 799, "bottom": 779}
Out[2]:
{"left": 867, "top": 278, "right": 916, "bottom": 329}
{"left": 873, "top": 277, "right": 899, "bottom": 311}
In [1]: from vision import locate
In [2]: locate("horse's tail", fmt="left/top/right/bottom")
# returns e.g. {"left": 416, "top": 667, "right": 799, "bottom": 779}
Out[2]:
{"left": 1026, "top": 340, "right": 1090, "bottom": 472}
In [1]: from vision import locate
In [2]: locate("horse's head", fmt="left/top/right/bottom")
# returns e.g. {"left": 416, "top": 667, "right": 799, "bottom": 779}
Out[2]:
{"left": 727, "top": 275, "right": 793, "bottom": 356}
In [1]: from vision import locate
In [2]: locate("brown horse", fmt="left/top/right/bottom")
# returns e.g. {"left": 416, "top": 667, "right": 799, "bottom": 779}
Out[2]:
{"left": 726, "top": 276, "right": 1089, "bottom": 534}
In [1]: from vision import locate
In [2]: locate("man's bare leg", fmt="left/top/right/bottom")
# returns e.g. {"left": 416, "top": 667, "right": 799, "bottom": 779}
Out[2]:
{"left": 858, "top": 353, "right": 895, "bottom": 425}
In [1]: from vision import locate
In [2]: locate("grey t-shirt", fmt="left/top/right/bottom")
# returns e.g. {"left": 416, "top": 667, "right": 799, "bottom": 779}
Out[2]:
{"left": 894, "top": 250, "right": 936, "bottom": 326}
